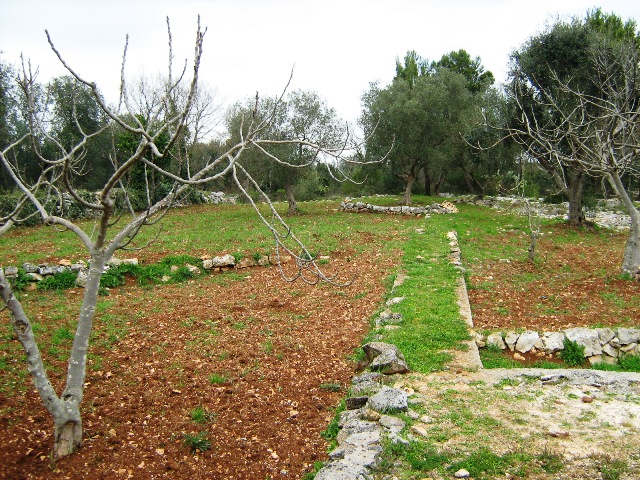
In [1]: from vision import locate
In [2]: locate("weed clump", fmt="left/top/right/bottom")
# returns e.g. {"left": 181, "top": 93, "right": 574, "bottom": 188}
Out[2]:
{"left": 559, "top": 338, "right": 586, "bottom": 366}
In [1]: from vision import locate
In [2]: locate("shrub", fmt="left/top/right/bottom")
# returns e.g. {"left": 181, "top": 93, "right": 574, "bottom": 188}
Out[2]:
{"left": 38, "top": 271, "right": 78, "bottom": 290}
{"left": 559, "top": 338, "right": 586, "bottom": 366}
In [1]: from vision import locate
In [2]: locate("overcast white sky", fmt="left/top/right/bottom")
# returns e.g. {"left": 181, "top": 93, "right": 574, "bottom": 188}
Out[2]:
{"left": 1, "top": 0, "right": 639, "bottom": 134}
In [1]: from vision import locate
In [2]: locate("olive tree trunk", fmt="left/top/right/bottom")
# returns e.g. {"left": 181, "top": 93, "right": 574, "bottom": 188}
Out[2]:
{"left": 566, "top": 171, "right": 586, "bottom": 227}
{"left": 402, "top": 174, "right": 415, "bottom": 206}
{"left": 284, "top": 178, "right": 298, "bottom": 214}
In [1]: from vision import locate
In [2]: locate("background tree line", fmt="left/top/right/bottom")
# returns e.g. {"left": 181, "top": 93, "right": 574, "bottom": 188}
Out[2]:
{"left": 1, "top": 8, "right": 639, "bottom": 219}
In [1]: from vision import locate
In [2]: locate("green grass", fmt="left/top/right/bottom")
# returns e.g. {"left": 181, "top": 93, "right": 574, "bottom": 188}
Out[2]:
{"left": 370, "top": 204, "right": 470, "bottom": 373}
{"left": 2, "top": 196, "right": 639, "bottom": 478}
{"left": 208, "top": 373, "right": 229, "bottom": 385}
{"left": 189, "top": 406, "right": 216, "bottom": 424}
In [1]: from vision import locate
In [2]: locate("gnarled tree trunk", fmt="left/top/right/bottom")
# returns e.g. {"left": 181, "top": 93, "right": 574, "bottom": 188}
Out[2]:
{"left": 567, "top": 171, "right": 586, "bottom": 227}
{"left": 402, "top": 174, "right": 415, "bottom": 205}
{"left": 284, "top": 178, "right": 298, "bottom": 214}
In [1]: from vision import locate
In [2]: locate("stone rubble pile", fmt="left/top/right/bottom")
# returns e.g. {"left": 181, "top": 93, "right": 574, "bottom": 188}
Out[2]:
{"left": 474, "top": 327, "right": 640, "bottom": 365}
{"left": 340, "top": 200, "right": 458, "bottom": 216}
{"left": 455, "top": 195, "right": 632, "bottom": 230}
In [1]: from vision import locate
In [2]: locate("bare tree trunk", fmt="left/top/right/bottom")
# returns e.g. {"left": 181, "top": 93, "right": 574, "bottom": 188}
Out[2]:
{"left": 0, "top": 252, "right": 106, "bottom": 459}
{"left": 402, "top": 175, "right": 415, "bottom": 205}
{"left": 608, "top": 172, "right": 640, "bottom": 276}
{"left": 284, "top": 178, "right": 298, "bottom": 214}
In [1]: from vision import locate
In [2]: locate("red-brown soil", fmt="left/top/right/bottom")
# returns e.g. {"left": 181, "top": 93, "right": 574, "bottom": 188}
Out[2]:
{"left": 0, "top": 242, "right": 399, "bottom": 479}
{"left": 467, "top": 223, "right": 640, "bottom": 332}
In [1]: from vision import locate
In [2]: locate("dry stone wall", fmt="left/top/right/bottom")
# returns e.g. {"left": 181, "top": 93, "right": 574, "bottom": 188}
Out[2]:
{"left": 474, "top": 327, "right": 640, "bottom": 365}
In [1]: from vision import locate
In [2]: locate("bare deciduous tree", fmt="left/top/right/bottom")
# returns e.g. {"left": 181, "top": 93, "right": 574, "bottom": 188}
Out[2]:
{"left": 0, "top": 17, "right": 380, "bottom": 459}
{"left": 509, "top": 38, "right": 640, "bottom": 275}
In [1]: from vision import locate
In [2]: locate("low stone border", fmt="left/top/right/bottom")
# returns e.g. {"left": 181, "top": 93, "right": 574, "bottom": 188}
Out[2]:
{"left": 474, "top": 327, "right": 640, "bottom": 365}
{"left": 340, "top": 200, "right": 458, "bottom": 216}
{"left": 0, "top": 251, "right": 294, "bottom": 290}
{"left": 314, "top": 343, "right": 411, "bottom": 479}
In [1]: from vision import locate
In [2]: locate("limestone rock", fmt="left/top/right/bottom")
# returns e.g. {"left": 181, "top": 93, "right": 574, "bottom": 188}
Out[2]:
{"left": 504, "top": 331, "right": 520, "bottom": 352}
{"left": 366, "top": 386, "right": 408, "bottom": 413}
{"left": 205, "top": 254, "right": 236, "bottom": 269}
{"left": 486, "top": 332, "right": 506, "bottom": 350}
{"left": 3, "top": 266, "right": 18, "bottom": 278}
{"left": 596, "top": 328, "right": 616, "bottom": 345}
{"left": 75, "top": 270, "right": 88, "bottom": 288}
{"left": 362, "top": 342, "right": 409, "bottom": 374}
{"left": 540, "top": 331, "right": 565, "bottom": 353}
{"left": 564, "top": 327, "right": 602, "bottom": 357}
{"left": 236, "top": 257, "right": 256, "bottom": 269}
{"left": 617, "top": 328, "right": 640, "bottom": 345}
{"left": 379, "top": 415, "right": 405, "bottom": 434}
{"left": 515, "top": 330, "right": 539, "bottom": 353}
{"left": 22, "top": 262, "right": 38, "bottom": 273}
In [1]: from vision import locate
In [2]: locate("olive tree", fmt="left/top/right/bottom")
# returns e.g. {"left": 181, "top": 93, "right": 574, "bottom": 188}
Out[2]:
{"left": 0, "top": 18, "right": 375, "bottom": 459}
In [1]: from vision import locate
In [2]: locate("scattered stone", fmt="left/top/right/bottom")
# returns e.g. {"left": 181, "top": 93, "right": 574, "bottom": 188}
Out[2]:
{"left": 454, "top": 469, "right": 470, "bottom": 478}
{"left": 410, "top": 424, "right": 428, "bottom": 437}
{"left": 486, "top": 332, "right": 506, "bottom": 350}
{"left": 345, "top": 397, "right": 369, "bottom": 410}
{"left": 361, "top": 342, "right": 409, "bottom": 375}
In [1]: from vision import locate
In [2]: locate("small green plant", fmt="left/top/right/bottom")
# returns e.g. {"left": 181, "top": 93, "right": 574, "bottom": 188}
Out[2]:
{"left": 7, "top": 268, "right": 30, "bottom": 291}
{"left": 208, "top": 373, "right": 229, "bottom": 385}
{"left": 559, "top": 338, "right": 586, "bottom": 366}
{"left": 37, "top": 271, "right": 78, "bottom": 290}
{"left": 262, "top": 340, "right": 273, "bottom": 353}
{"left": 592, "top": 454, "right": 628, "bottom": 480}
{"left": 189, "top": 406, "right": 216, "bottom": 424}
{"left": 320, "top": 399, "right": 345, "bottom": 449}
{"left": 319, "top": 382, "right": 341, "bottom": 392}
{"left": 183, "top": 431, "right": 211, "bottom": 453}
{"left": 537, "top": 448, "right": 565, "bottom": 473}
{"left": 301, "top": 461, "right": 325, "bottom": 480}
